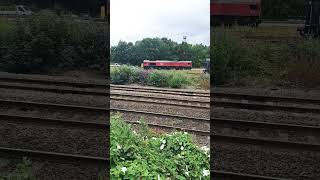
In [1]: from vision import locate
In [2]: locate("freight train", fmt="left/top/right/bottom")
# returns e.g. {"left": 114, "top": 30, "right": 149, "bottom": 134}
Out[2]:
{"left": 297, "top": 0, "right": 320, "bottom": 38}
{"left": 143, "top": 60, "right": 192, "bottom": 70}
{"left": 210, "top": 0, "right": 262, "bottom": 26}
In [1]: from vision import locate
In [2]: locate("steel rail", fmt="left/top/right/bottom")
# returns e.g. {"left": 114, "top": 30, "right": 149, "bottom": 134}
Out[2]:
{"left": 212, "top": 134, "right": 320, "bottom": 151}
{"left": 212, "top": 117, "right": 320, "bottom": 133}
{"left": 211, "top": 170, "right": 290, "bottom": 180}
{"left": 0, "top": 83, "right": 210, "bottom": 108}
{"left": 111, "top": 85, "right": 209, "bottom": 97}
{"left": 0, "top": 113, "right": 108, "bottom": 130}
{"left": 0, "top": 147, "right": 108, "bottom": 164}
{"left": 213, "top": 100, "right": 320, "bottom": 114}
{"left": 0, "top": 76, "right": 107, "bottom": 89}
{"left": 213, "top": 90, "right": 320, "bottom": 105}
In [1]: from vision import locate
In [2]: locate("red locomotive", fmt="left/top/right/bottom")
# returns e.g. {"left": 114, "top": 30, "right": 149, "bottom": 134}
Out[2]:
{"left": 143, "top": 60, "right": 192, "bottom": 70}
{"left": 211, "top": 0, "right": 262, "bottom": 26}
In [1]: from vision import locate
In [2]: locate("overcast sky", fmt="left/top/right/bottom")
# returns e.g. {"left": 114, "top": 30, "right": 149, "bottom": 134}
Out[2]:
{"left": 111, "top": 0, "right": 210, "bottom": 46}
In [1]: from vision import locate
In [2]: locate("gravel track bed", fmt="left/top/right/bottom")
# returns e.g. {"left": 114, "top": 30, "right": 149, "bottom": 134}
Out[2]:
{"left": 213, "top": 87, "right": 320, "bottom": 100}
{"left": 130, "top": 124, "right": 210, "bottom": 147}
{"left": 212, "top": 142, "right": 320, "bottom": 180}
{"left": 214, "top": 97, "right": 320, "bottom": 109}
{"left": 213, "top": 124, "right": 319, "bottom": 144}
{"left": 0, "top": 81, "right": 106, "bottom": 92}
{"left": 0, "top": 121, "right": 107, "bottom": 157}
{"left": 113, "top": 84, "right": 209, "bottom": 94}
{"left": 0, "top": 105, "right": 106, "bottom": 122}
{"left": 0, "top": 157, "right": 107, "bottom": 180}
{"left": 114, "top": 109, "right": 209, "bottom": 132}
{"left": 111, "top": 100, "right": 209, "bottom": 119}
{"left": 212, "top": 107, "right": 320, "bottom": 126}
{"left": 112, "top": 95, "right": 209, "bottom": 108}
{"left": 0, "top": 88, "right": 108, "bottom": 108}
{"left": 0, "top": 71, "right": 107, "bottom": 86}
{"left": 111, "top": 90, "right": 210, "bottom": 102}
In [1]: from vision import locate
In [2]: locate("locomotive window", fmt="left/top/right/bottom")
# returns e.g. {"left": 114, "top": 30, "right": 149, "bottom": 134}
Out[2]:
{"left": 249, "top": 5, "right": 258, "bottom": 10}
{"left": 150, "top": 63, "right": 156, "bottom": 66}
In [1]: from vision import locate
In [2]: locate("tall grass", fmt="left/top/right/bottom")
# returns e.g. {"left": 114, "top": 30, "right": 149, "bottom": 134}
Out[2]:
{"left": 212, "top": 27, "right": 320, "bottom": 87}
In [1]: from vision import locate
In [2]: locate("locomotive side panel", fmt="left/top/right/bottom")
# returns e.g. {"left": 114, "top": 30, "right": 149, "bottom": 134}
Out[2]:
{"left": 211, "top": 0, "right": 261, "bottom": 26}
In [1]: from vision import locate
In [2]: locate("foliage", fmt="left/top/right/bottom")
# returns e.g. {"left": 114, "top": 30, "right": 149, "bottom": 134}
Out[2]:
{"left": 111, "top": 38, "right": 209, "bottom": 68}
{"left": 110, "top": 66, "right": 201, "bottom": 89}
{"left": 212, "top": 27, "right": 320, "bottom": 87}
{"left": 110, "top": 114, "right": 210, "bottom": 179}
{"left": 110, "top": 65, "right": 141, "bottom": 85}
{"left": 0, "top": 11, "right": 107, "bottom": 74}
{"left": 0, "top": 158, "right": 35, "bottom": 180}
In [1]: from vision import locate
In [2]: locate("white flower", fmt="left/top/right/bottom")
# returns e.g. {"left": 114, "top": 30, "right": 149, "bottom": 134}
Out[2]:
{"left": 185, "top": 171, "right": 189, "bottom": 176}
{"left": 202, "top": 169, "right": 210, "bottom": 176}
{"left": 208, "top": 154, "right": 210, "bottom": 158}
{"left": 121, "top": 167, "right": 127, "bottom": 173}
{"left": 116, "top": 144, "right": 121, "bottom": 150}
{"left": 184, "top": 132, "right": 188, "bottom": 134}
{"left": 180, "top": 146, "right": 184, "bottom": 150}
{"left": 152, "top": 137, "right": 157, "bottom": 140}
{"left": 201, "top": 146, "right": 210, "bottom": 152}
{"left": 162, "top": 139, "right": 166, "bottom": 144}
{"left": 160, "top": 144, "right": 165, "bottom": 150}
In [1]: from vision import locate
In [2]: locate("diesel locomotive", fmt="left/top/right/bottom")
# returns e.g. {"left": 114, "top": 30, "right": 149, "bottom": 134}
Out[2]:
{"left": 210, "top": 0, "right": 262, "bottom": 26}
{"left": 143, "top": 60, "right": 192, "bottom": 70}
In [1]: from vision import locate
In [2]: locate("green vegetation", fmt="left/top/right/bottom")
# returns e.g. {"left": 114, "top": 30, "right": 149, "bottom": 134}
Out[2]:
{"left": 111, "top": 38, "right": 209, "bottom": 68}
{"left": 111, "top": 65, "right": 210, "bottom": 89}
{"left": 0, "top": 158, "right": 35, "bottom": 180}
{"left": 110, "top": 114, "right": 210, "bottom": 179}
{"left": 0, "top": 11, "right": 107, "bottom": 74}
{"left": 212, "top": 27, "right": 320, "bottom": 88}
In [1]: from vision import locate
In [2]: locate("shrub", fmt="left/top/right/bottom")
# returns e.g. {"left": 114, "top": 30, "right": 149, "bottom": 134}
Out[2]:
{"left": 110, "top": 65, "right": 141, "bottom": 85}
{"left": 110, "top": 114, "right": 210, "bottom": 179}
{"left": 0, "top": 11, "right": 108, "bottom": 73}
{"left": 146, "top": 70, "right": 170, "bottom": 87}
{"left": 167, "top": 71, "right": 190, "bottom": 88}
{"left": 198, "top": 74, "right": 210, "bottom": 90}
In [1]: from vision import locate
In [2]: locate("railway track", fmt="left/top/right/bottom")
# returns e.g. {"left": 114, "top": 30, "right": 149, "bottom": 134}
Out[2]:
{"left": 212, "top": 170, "right": 290, "bottom": 180}
{"left": 0, "top": 147, "right": 108, "bottom": 179}
{"left": 0, "top": 80, "right": 209, "bottom": 108}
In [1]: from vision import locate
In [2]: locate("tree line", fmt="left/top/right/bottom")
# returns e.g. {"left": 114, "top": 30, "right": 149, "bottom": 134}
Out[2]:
{"left": 262, "top": 0, "right": 306, "bottom": 20}
{"left": 111, "top": 38, "right": 210, "bottom": 68}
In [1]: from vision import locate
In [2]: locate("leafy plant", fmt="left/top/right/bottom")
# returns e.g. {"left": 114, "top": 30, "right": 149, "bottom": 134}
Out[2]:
{"left": 0, "top": 157, "right": 35, "bottom": 180}
{"left": 110, "top": 113, "right": 210, "bottom": 179}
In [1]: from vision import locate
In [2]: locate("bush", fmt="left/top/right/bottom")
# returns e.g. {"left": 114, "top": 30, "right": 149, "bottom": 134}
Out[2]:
{"left": 167, "top": 71, "right": 190, "bottom": 88}
{"left": 146, "top": 70, "right": 170, "bottom": 87}
{"left": 110, "top": 114, "right": 210, "bottom": 179}
{"left": 110, "top": 65, "right": 141, "bottom": 85}
{"left": 0, "top": 11, "right": 108, "bottom": 73}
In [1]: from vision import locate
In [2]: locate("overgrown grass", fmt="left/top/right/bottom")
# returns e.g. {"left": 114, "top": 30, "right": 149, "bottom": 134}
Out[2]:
{"left": 212, "top": 26, "right": 320, "bottom": 88}
{"left": 0, "top": 158, "right": 35, "bottom": 180}
{"left": 110, "top": 65, "right": 210, "bottom": 89}
{"left": 110, "top": 113, "right": 210, "bottom": 179}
